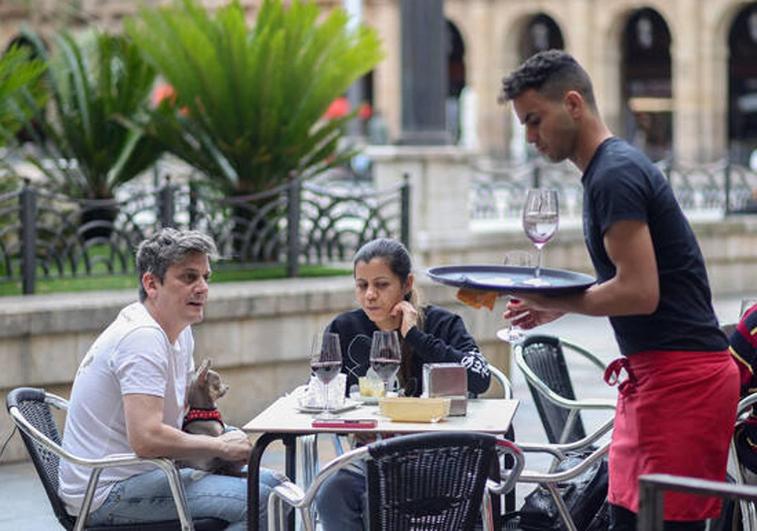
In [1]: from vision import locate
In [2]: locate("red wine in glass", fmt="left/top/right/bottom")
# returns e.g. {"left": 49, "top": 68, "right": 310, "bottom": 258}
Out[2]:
{"left": 370, "top": 357, "right": 401, "bottom": 383}
{"left": 369, "top": 331, "right": 401, "bottom": 392}
{"left": 311, "top": 360, "right": 342, "bottom": 385}
{"left": 310, "top": 332, "right": 342, "bottom": 418}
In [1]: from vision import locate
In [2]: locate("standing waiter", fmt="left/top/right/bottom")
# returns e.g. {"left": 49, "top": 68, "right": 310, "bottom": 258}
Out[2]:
{"left": 499, "top": 50, "right": 739, "bottom": 530}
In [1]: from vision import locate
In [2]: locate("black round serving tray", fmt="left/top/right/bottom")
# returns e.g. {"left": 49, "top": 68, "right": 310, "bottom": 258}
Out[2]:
{"left": 427, "top": 265, "right": 596, "bottom": 295}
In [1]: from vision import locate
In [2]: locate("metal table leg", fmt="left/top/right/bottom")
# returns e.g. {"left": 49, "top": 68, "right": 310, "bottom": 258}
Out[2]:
{"left": 248, "top": 433, "right": 281, "bottom": 531}
{"left": 247, "top": 432, "right": 300, "bottom": 531}
{"left": 283, "top": 435, "right": 297, "bottom": 531}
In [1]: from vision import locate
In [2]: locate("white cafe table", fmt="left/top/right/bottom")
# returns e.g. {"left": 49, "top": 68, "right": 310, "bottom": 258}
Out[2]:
{"left": 242, "top": 394, "right": 519, "bottom": 531}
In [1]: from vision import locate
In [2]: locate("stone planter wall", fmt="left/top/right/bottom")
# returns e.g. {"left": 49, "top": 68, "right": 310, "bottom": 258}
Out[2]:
{"left": 0, "top": 276, "right": 511, "bottom": 463}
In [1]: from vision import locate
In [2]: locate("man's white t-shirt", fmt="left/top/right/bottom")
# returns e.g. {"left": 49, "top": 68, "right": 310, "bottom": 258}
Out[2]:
{"left": 59, "top": 302, "right": 195, "bottom": 516}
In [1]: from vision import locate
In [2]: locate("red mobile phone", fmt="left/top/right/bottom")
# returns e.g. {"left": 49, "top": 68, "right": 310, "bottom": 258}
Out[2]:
{"left": 311, "top": 418, "right": 378, "bottom": 429}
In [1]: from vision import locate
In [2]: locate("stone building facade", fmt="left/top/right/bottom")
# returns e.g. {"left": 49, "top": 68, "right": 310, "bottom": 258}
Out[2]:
{"left": 1, "top": 0, "right": 755, "bottom": 164}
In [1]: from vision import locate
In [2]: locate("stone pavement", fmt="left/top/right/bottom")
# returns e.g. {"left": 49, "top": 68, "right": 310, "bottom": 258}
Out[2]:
{"left": 0, "top": 294, "right": 748, "bottom": 530}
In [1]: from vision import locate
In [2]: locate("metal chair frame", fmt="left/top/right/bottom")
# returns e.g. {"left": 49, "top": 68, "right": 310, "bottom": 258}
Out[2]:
{"left": 293, "top": 424, "right": 612, "bottom": 531}
{"left": 514, "top": 419, "right": 613, "bottom": 531}
{"left": 6, "top": 387, "right": 224, "bottom": 531}
{"left": 488, "top": 363, "right": 514, "bottom": 399}
{"left": 728, "top": 391, "right": 757, "bottom": 531}
{"left": 638, "top": 473, "right": 757, "bottom": 531}
{"left": 511, "top": 335, "right": 615, "bottom": 530}
{"left": 514, "top": 335, "right": 615, "bottom": 445}
{"left": 293, "top": 362, "right": 516, "bottom": 530}
{"left": 295, "top": 360, "right": 606, "bottom": 531}
{"left": 270, "top": 432, "right": 525, "bottom": 531}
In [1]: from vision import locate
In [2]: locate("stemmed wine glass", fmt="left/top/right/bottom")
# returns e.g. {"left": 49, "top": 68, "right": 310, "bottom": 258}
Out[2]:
{"left": 498, "top": 250, "right": 534, "bottom": 343}
{"left": 369, "top": 330, "right": 402, "bottom": 394}
{"left": 310, "top": 332, "right": 343, "bottom": 419}
{"left": 522, "top": 188, "right": 559, "bottom": 286}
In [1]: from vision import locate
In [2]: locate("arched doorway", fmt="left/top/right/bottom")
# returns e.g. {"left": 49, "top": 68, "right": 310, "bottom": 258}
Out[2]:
{"left": 519, "top": 13, "right": 564, "bottom": 61}
{"left": 728, "top": 2, "right": 757, "bottom": 165}
{"left": 446, "top": 20, "right": 465, "bottom": 143}
{"left": 620, "top": 8, "right": 672, "bottom": 162}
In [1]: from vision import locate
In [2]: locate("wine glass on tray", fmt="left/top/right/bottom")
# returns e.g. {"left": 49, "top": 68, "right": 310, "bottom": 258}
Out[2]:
{"left": 498, "top": 250, "right": 534, "bottom": 343}
{"left": 522, "top": 188, "right": 559, "bottom": 286}
{"left": 370, "top": 330, "right": 401, "bottom": 394}
{"left": 310, "top": 332, "right": 343, "bottom": 419}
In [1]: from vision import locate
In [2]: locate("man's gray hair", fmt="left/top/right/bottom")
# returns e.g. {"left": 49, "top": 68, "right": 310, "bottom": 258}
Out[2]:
{"left": 136, "top": 228, "right": 218, "bottom": 302}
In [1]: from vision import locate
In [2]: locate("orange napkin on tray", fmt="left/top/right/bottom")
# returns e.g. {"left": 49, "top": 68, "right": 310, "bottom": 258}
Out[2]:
{"left": 456, "top": 288, "right": 498, "bottom": 311}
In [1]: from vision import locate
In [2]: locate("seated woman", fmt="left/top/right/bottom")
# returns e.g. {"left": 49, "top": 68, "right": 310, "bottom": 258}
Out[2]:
{"left": 730, "top": 302, "right": 757, "bottom": 482}
{"left": 315, "top": 237, "right": 491, "bottom": 531}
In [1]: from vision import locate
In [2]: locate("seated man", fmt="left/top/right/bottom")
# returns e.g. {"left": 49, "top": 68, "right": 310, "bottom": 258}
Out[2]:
{"left": 59, "top": 228, "right": 282, "bottom": 529}
{"left": 729, "top": 301, "right": 757, "bottom": 481}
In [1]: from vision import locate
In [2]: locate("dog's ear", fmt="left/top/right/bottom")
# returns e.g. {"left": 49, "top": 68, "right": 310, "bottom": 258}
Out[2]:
{"left": 196, "top": 358, "right": 211, "bottom": 384}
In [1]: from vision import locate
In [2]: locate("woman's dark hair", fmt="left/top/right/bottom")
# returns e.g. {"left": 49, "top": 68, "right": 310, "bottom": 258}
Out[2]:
{"left": 353, "top": 238, "right": 425, "bottom": 389}
{"left": 353, "top": 238, "right": 418, "bottom": 304}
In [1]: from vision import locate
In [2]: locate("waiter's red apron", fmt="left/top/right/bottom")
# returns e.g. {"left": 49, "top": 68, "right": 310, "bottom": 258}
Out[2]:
{"left": 604, "top": 349, "right": 739, "bottom": 520}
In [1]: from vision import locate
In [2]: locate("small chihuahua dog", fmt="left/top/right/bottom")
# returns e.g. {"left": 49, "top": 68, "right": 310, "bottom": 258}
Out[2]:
{"left": 180, "top": 359, "right": 243, "bottom": 475}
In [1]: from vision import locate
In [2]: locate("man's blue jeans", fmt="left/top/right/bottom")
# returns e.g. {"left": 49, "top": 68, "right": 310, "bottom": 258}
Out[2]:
{"left": 87, "top": 467, "right": 283, "bottom": 530}
{"left": 315, "top": 466, "right": 368, "bottom": 531}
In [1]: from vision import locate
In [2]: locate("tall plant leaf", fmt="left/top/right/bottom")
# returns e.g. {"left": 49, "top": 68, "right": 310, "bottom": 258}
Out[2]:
{"left": 22, "top": 30, "right": 163, "bottom": 199}
{"left": 0, "top": 44, "right": 47, "bottom": 146}
{"left": 126, "top": 0, "right": 384, "bottom": 195}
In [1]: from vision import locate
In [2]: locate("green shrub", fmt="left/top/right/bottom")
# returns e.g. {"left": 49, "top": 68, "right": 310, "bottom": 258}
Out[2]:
{"left": 126, "top": 0, "right": 384, "bottom": 195}
{"left": 21, "top": 31, "right": 163, "bottom": 199}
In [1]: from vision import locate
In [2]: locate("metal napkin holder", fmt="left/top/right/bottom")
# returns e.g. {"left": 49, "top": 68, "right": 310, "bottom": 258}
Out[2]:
{"left": 421, "top": 363, "right": 468, "bottom": 416}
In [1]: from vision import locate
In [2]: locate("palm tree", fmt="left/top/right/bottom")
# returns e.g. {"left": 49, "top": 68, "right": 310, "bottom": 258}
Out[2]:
{"left": 22, "top": 31, "right": 163, "bottom": 200}
{"left": 125, "top": 0, "right": 384, "bottom": 196}
{"left": 0, "top": 44, "right": 47, "bottom": 147}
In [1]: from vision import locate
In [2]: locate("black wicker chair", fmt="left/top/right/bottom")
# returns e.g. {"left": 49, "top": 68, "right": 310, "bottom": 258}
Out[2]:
{"left": 515, "top": 335, "right": 615, "bottom": 444}
{"left": 6, "top": 387, "right": 226, "bottom": 531}
{"left": 268, "top": 431, "right": 524, "bottom": 531}
{"left": 296, "top": 363, "right": 518, "bottom": 526}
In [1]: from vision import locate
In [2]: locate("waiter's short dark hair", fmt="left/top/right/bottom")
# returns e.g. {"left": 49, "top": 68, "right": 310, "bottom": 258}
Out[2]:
{"left": 500, "top": 49, "right": 597, "bottom": 111}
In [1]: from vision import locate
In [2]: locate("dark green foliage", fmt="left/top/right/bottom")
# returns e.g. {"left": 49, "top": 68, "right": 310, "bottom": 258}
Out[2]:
{"left": 22, "top": 31, "right": 163, "bottom": 199}
{"left": 0, "top": 44, "right": 47, "bottom": 146}
{"left": 126, "top": 0, "right": 384, "bottom": 195}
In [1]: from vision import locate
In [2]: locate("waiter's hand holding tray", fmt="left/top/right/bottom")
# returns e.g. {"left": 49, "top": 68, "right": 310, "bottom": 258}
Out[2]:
{"left": 426, "top": 264, "right": 596, "bottom": 310}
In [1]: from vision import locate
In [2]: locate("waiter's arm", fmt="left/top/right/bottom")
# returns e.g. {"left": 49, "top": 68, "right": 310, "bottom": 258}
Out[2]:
{"left": 580, "top": 218, "right": 659, "bottom": 315}
{"left": 509, "top": 219, "right": 659, "bottom": 325}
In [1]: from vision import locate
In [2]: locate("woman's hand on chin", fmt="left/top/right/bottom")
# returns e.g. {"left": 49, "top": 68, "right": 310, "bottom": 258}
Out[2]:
{"left": 391, "top": 301, "right": 418, "bottom": 337}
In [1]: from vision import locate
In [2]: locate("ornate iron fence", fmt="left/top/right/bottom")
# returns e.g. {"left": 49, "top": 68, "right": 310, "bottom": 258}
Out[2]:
{"left": 469, "top": 158, "right": 757, "bottom": 222}
{"left": 658, "top": 159, "right": 757, "bottom": 214}
{"left": 2, "top": 174, "right": 410, "bottom": 294}
{"left": 469, "top": 159, "right": 583, "bottom": 222}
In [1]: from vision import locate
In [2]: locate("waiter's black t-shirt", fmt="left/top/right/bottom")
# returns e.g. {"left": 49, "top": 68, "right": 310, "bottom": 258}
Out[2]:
{"left": 582, "top": 137, "right": 727, "bottom": 356}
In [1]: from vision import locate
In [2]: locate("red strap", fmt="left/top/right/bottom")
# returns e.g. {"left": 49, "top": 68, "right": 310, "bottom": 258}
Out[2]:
{"left": 183, "top": 408, "right": 223, "bottom": 429}
{"left": 495, "top": 438, "right": 524, "bottom": 458}
{"left": 604, "top": 357, "right": 637, "bottom": 396}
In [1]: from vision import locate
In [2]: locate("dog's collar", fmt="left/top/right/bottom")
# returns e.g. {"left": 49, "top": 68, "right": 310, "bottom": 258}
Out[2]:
{"left": 183, "top": 407, "right": 224, "bottom": 429}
